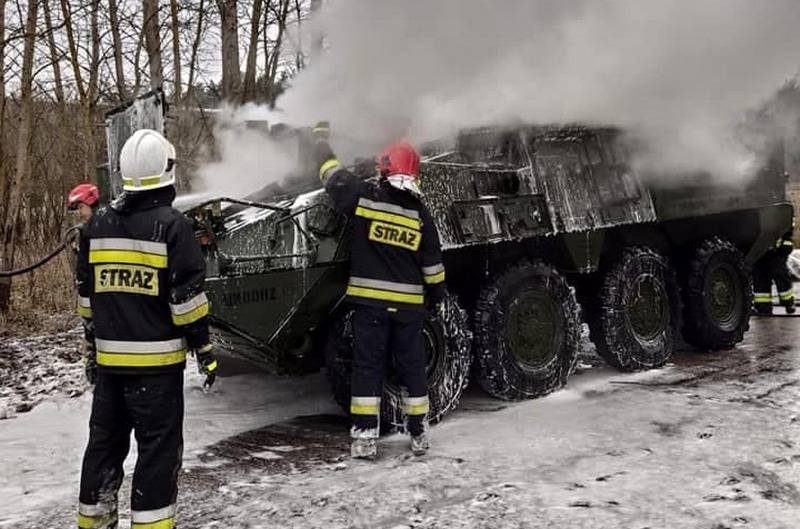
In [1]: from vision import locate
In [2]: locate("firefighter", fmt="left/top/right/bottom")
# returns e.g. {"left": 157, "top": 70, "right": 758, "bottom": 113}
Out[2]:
{"left": 76, "top": 129, "right": 218, "bottom": 529}
{"left": 753, "top": 228, "right": 795, "bottom": 315}
{"left": 67, "top": 183, "right": 100, "bottom": 223}
{"left": 316, "top": 140, "right": 446, "bottom": 459}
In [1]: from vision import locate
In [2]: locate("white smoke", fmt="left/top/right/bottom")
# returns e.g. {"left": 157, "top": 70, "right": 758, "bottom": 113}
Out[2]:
{"left": 267, "top": 0, "right": 800, "bottom": 180}
{"left": 193, "top": 104, "right": 298, "bottom": 198}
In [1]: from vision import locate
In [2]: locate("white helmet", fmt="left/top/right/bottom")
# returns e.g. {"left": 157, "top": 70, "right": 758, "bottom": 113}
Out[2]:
{"left": 119, "top": 129, "right": 176, "bottom": 191}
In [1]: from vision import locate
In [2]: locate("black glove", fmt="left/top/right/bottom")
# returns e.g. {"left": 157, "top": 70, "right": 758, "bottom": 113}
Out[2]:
{"left": 195, "top": 344, "right": 218, "bottom": 390}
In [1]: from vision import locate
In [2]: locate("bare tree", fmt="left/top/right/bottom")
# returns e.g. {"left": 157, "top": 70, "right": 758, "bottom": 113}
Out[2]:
{"left": 169, "top": 0, "right": 182, "bottom": 101}
{"left": 265, "top": 0, "right": 290, "bottom": 105}
{"left": 186, "top": 0, "right": 206, "bottom": 103}
{"left": 217, "top": 0, "right": 241, "bottom": 100}
{"left": 143, "top": 0, "right": 163, "bottom": 89}
{"left": 42, "top": 0, "right": 65, "bottom": 105}
{"left": 109, "top": 0, "right": 128, "bottom": 100}
{"left": 242, "top": 0, "right": 264, "bottom": 102}
{"left": 0, "top": 0, "right": 39, "bottom": 315}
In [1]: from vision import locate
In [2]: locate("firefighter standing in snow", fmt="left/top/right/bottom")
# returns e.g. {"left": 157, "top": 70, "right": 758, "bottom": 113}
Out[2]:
{"left": 753, "top": 228, "right": 796, "bottom": 315}
{"left": 317, "top": 139, "right": 446, "bottom": 459}
{"left": 75, "top": 129, "right": 218, "bottom": 529}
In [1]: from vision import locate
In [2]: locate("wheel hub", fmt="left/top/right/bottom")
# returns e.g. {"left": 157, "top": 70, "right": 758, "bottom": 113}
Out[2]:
{"left": 704, "top": 263, "right": 741, "bottom": 330}
{"left": 626, "top": 274, "right": 668, "bottom": 342}
{"left": 505, "top": 289, "right": 562, "bottom": 370}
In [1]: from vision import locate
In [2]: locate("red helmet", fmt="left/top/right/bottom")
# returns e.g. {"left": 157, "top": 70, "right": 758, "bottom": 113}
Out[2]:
{"left": 67, "top": 183, "right": 100, "bottom": 209}
{"left": 378, "top": 142, "right": 420, "bottom": 178}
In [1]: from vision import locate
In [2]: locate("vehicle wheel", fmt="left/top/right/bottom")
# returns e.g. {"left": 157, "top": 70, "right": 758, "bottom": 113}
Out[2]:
{"left": 681, "top": 237, "right": 751, "bottom": 350}
{"left": 474, "top": 260, "right": 581, "bottom": 400}
{"left": 588, "top": 247, "right": 680, "bottom": 371}
{"left": 324, "top": 292, "right": 473, "bottom": 432}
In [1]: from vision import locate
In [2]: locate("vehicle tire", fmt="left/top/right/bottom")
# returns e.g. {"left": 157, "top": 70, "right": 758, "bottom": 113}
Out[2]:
{"left": 588, "top": 247, "right": 680, "bottom": 371}
{"left": 474, "top": 260, "right": 581, "bottom": 400}
{"left": 680, "top": 237, "right": 751, "bottom": 350}
{"left": 324, "top": 292, "right": 473, "bottom": 432}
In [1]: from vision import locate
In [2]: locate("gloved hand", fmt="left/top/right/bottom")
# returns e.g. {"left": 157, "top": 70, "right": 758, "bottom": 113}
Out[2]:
{"left": 195, "top": 344, "right": 218, "bottom": 390}
{"left": 427, "top": 297, "right": 447, "bottom": 320}
{"left": 83, "top": 338, "right": 97, "bottom": 385}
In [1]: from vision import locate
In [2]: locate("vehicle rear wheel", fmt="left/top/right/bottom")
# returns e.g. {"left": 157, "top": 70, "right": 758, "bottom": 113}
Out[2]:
{"left": 588, "top": 247, "right": 680, "bottom": 371}
{"left": 474, "top": 260, "right": 581, "bottom": 400}
{"left": 681, "top": 237, "right": 751, "bottom": 350}
{"left": 324, "top": 292, "right": 472, "bottom": 432}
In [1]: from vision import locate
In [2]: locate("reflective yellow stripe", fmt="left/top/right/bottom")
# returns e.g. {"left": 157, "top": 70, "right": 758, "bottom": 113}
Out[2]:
{"left": 77, "top": 305, "right": 93, "bottom": 319}
{"left": 206, "top": 360, "right": 218, "bottom": 372}
{"left": 123, "top": 175, "right": 162, "bottom": 188}
{"left": 779, "top": 290, "right": 794, "bottom": 301}
{"left": 424, "top": 271, "right": 446, "bottom": 284}
{"left": 90, "top": 249, "right": 167, "bottom": 269}
{"left": 132, "top": 518, "right": 176, "bottom": 529}
{"left": 351, "top": 397, "right": 380, "bottom": 415}
{"left": 97, "top": 351, "right": 187, "bottom": 367}
{"left": 754, "top": 294, "right": 772, "bottom": 303}
{"left": 782, "top": 241, "right": 794, "bottom": 247}
{"left": 404, "top": 396, "right": 430, "bottom": 415}
{"left": 319, "top": 159, "right": 341, "bottom": 180}
{"left": 171, "top": 302, "right": 209, "bottom": 326}
{"left": 351, "top": 404, "right": 379, "bottom": 415}
{"left": 346, "top": 285, "right": 424, "bottom": 305}
{"left": 355, "top": 206, "right": 421, "bottom": 230}
{"left": 77, "top": 513, "right": 117, "bottom": 529}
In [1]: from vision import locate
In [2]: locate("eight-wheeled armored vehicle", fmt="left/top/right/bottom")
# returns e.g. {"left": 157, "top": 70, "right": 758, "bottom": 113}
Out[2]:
{"left": 185, "top": 126, "right": 791, "bottom": 430}
{"left": 105, "top": 92, "right": 792, "bottom": 430}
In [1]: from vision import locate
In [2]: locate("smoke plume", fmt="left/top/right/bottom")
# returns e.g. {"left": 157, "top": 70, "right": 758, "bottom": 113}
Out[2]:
{"left": 270, "top": 0, "right": 800, "bottom": 180}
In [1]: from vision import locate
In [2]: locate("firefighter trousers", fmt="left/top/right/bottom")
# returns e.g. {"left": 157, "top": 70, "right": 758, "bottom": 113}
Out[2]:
{"left": 754, "top": 253, "right": 795, "bottom": 314}
{"left": 350, "top": 304, "right": 429, "bottom": 438}
{"left": 78, "top": 372, "right": 183, "bottom": 529}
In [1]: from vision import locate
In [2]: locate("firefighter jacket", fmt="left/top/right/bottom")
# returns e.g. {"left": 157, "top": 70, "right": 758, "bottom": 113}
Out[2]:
{"left": 76, "top": 186, "right": 210, "bottom": 374}
{"left": 321, "top": 161, "right": 446, "bottom": 311}
{"left": 776, "top": 229, "right": 794, "bottom": 258}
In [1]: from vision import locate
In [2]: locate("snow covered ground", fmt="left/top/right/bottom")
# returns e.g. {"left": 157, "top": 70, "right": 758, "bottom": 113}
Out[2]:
{"left": 1, "top": 314, "right": 799, "bottom": 528}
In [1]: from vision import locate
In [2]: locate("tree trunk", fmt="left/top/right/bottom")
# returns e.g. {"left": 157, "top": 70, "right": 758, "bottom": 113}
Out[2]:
{"left": 169, "top": 0, "right": 182, "bottom": 102}
{"left": 186, "top": 0, "right": 206, "bottom": 103}
{"left": 217, "top": 0, "right": 241, "bottom": 101}
{"left": 0, "top": 0, "right": 7, "bottom": 241}
{"left": 84, "top": 0, "right": 100, "bottom": 180}
{"left": 42, "top": 0, "right": 64, "bottom": 105}
{"left": 143, "top": 0, "right": 163, "bottom": 89}
{"left": 60, "top": 0, "right": 86, "bottom": 101}
{"left": 265, "top": 0, "right": 289, "bottom": 105}
{"left": 0, "top": 0, "right": 39, "bottom": 315}
{"left": 242, "top": 0, "right": 263, "bottom": 102}
{"left": 109, "top": 0, "right": 128, "bottom": 100}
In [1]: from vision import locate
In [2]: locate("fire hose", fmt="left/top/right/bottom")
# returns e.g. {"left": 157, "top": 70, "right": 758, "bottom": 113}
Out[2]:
{"left": 0, "top": 225, "right": 81, "bottom": 278}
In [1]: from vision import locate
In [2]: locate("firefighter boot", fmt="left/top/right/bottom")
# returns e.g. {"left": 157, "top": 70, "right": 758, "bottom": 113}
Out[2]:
{"left": 785, "top": 301, "right": 796, "bottom": 314}
{"left": 350, "top": 435, "right": 377, "bottom": 460}
{"left": 350, "top": 423, "right": 379, "bottom": 460}
{"left": 410, "top": 432, "right": 429, "bottom": 456}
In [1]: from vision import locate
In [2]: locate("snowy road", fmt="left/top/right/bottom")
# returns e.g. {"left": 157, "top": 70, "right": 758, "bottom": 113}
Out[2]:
{"left": 2, "top": 315, "right": 800, "bottom": 528}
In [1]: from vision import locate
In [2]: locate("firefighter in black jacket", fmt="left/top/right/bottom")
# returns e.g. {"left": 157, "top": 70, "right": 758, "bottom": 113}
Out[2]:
{"left": 754, "top": 228, "right": 796, "bottom": 315}
{"left": 317, "top": 140, "right": 446, "bottom": 459}
{"left": 75, "top": 129, "right": 218, "bottom": 529}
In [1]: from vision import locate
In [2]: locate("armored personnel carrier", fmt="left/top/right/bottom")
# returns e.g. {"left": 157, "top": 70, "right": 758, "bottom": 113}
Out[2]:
{"left": 105, "top": 93, "right": 792, "bottom": 430}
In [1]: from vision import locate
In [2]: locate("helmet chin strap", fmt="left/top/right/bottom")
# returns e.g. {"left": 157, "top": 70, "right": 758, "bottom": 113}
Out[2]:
{"left": 386, "top": 174, "right": 422, "bottom": 196}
